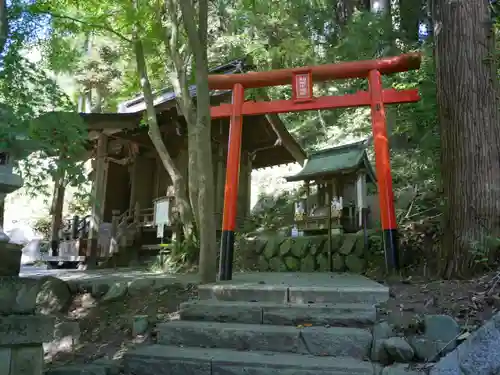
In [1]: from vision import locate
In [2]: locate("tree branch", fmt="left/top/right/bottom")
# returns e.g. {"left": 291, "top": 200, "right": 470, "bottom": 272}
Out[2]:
{"left": 178, "top": 0, "right": 202, "bottom": 53}
{"left": 0, "top": 0, "right": 7, "bottom": 53}
{"left": 198, "top": 0, "right": 208, "bottom": 50}
{"left": 48, "top": 12, "right": 132, "bottom": 43}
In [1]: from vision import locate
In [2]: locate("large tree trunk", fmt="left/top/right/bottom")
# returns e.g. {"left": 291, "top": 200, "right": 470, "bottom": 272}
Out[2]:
{"left": 179, "top": 0, "right": 217, "bottom": 283}
{"left": 192, "top": 54, "right": 217, "bottom": 284}
{"left": 434, "top": 0, "right": 500, "bottom": 277}
{"left": 162, "top": 0, "right": 200, "bottom": 230}
{"left": 133, "top": 35, "right": 195, "bottom": 231}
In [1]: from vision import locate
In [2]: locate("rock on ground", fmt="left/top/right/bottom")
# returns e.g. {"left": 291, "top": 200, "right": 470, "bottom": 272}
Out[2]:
{"left": 382, "top": 363, "right": 423, "bottom": 375}
{"left": 383, "top": 337, "right": 415, "bottom": 363}
{"left": 36, "top": 276, "right": 73, "bottom": 315}
{"left": 423, "top": 314, "right": 460, "bottom": 352}
{"left": 371, "top": 322, "right": 395, "bottom": 364}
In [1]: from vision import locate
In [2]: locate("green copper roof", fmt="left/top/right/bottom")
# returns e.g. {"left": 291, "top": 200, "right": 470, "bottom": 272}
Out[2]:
{"left": 285, "top": 140, "right": 376, "bottom": 182}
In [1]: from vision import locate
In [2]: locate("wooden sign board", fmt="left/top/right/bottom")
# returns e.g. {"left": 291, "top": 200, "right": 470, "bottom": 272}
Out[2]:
{"left": 292, "top": 70, "right": 313, "bottom": 102}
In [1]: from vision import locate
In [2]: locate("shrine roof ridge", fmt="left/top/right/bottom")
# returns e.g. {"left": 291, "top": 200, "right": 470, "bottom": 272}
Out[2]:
{"left": 285, "top": 139, "right": 376, "bottom": 183}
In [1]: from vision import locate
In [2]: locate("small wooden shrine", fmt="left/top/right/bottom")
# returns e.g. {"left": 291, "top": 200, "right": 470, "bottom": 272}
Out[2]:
{"left": 285, "top": 140, "right": 376, "bottom": 234}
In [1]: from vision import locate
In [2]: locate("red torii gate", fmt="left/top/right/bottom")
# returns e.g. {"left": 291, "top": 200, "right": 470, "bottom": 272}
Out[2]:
{"left": 210, "top": 53, "right": 421, "bottom": 280}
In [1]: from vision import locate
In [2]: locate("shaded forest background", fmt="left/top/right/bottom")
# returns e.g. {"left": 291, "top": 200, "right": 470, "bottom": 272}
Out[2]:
{"left": 0, "top": 0, "right": 499, "bottom": 281}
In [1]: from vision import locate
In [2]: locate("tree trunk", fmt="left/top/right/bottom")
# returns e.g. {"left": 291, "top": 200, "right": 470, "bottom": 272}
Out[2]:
{"left": 0, "top": 198, "right": 4, "bottom": 228}
{"left": 133, "top": 35, "right": 194, "bottom": 230}
{"left": 179, "top": 0, "right": 217, "bottom": 283}
{"left": 50, "top": 173, "right": 65, "bottom": 250}
{"left": 434, "top": 0, "right": 500, "bottom": 277}
{"left": 193, "top": 55, "right": 217, "bottom": 284}
{"left": 399, "top": 0, "right": 424, "bottom": 42}
{"left": 0, "top": 0, "right": 7, "bottom": 53}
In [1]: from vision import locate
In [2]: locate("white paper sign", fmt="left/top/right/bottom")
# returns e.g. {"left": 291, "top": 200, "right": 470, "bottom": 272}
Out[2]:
{"left": 154, "top": 198, "right": 170, "bottom": 226}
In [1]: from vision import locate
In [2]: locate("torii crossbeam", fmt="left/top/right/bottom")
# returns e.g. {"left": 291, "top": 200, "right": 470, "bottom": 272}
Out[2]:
{"left": 210, "top": 53, "right": 422, "bottom": 280}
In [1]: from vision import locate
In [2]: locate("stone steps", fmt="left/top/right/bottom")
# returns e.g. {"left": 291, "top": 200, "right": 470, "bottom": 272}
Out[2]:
{"left": 197, "top": 280, "right": 388, "bottom": 304}
{"left": 179, "top": 300, "right": 377, "bottom": 327}
{"left": 123, "top": 273, "right": 388, "bottom": 375}
{"left": 156, "top": 320, "right": 373, "bottom": 358}
{"left": 123, "top": 345, "right": 380, "bottom": 375}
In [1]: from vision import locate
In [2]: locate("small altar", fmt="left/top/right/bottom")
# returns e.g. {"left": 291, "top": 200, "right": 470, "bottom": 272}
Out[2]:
{"left": 285, "top": 140, "right": 376, "bottom": 236}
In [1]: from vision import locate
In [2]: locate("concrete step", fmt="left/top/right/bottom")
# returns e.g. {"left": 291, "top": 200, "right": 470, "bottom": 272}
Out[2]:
{"left": 156, "top": 320, "right": 372, "bottom": 358}
{"left": 124, "top": 345, "right": 380, "bottom": 375}
{"left": 179, "top": 300, "right": 377, "bottom": 327}
{"left": 197, "top": 274, "right": 388, "bottom": 305}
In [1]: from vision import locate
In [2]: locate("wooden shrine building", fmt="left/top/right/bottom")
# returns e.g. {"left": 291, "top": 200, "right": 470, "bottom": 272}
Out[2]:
{"left": 285, "top": 140, "right": 376, "bottom": 234}
{"left": 49, "top": 58, "right": 307, "bottom": 265}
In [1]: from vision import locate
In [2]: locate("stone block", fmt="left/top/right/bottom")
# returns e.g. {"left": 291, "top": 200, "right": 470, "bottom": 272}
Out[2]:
{"left": 290, "top": 237, "right": 309, "bottom": 258}
{"left": 198, "top": 284, "right": 288, "bottom": 303}
{"left": 0, "top": 315, "right": 55, "bottom": 345}
{"left": 0, "top": 243, "right": 22, "bottom": 277}
{"left": 300, "top": 254, "right": 316, "bottom": 272}
{"left": 430, "top": 316, "right": 500, "bottom": 375}
{"left": 279, "top": 238, "right": 292, "bottom": 256}
{"left": 36, "top": 276, "right": 73, "bottom": 315}
{"left": 0, "top": 277, "right": 39, "bottom": 315}
{"left": 101, "top": 282, "right": 128, "bottom": 302}
{"left": 9, "top": 345, "right": 44, "bottom": 375}
{"left": 332, "top": 253, "right": 345, "bottom": 271}
{"left": 300, "top": 326, "right": 372, "bottom": 358}
{"left": 132, "top": 315, "right": 149, "bottom": 336}
{"left": 211, "top": 349, "right": 376, "bottom": 375}
{"left": 409, "top": 336, "right": 448, "bottom": 362}
{"left": 371, "top": 322, "right": 394, "bottom": 364}
{"left": 262, "top": 303, "right": 376, "bottom": 327}
{"left": 307, "top": 235, "right": 326, "bottom": 255}
{"left": 263, "top": 236, "right": 283, "bottom": 260}
{"left": 423, "top": 315, "right": 460, "bottom": 353}
{"left": 257, "top": 257, "right": 269, "bottom": 272}
{"left": 345, "top": 254, "right": 366, "bottom": 273}
{"left": 46, "top": 364, "right": 113, "bottom": 375}
{"left": 284, "top": 256, "right": 300, "bottom": 271}
{"left": 382, "top": 363, "right": 422, "bottom": 375}
{"left": 288, "top": 285, "right": 388, "bottom": 305}
{"left": 124, "top": 345, "right": 213, "bottom": 375}
{"left": 382, "top": 337, "right": 414, "bottom": 362}
{"left": 179, "top": 301, "right": 263, "bottom": 324}
{"left": 339, "top": 234, "right": 357, "bottom": 255}
{"left": 269, "top": 256, "right": 286, "bottom": 271}
{"left": 157, "top": 321, "right": 302, "bottom": 353}
{"left": 0, "top": 347, "right": 12, "bottom": 375}
{"left": 316, "top": 254, "right": 330, "bottom": 271}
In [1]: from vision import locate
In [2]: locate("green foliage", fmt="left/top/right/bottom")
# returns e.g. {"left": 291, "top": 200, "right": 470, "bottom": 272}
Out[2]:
{"left": 150, "top": 237, "right": 200, "bottom": 273}
{"left": 32, "top": 216, "right": 52, "bottom": 239}
{"left": 68, "top": 186, "right": 92, "bottom": 216}
{"left": 246, "top": 191, "right": 298, "bottom": 232}
{"left": 0, "top": 44, "right": 88, "bottom": 196}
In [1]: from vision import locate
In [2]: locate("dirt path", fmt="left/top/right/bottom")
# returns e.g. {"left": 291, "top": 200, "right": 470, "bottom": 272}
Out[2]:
{"left": 380, "top": 271, "right": 500, "bottom": 334}
{"left": 45, "top": 283, "right": 198, "bottom": 367}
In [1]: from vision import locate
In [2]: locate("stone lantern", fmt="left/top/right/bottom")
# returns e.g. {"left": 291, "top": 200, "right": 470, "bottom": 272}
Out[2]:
{"left": 0, "top": 147, "right": 24, "bottom": 276}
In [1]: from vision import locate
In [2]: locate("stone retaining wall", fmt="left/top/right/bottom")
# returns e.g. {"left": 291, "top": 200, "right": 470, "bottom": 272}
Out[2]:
{"left": 238, "top": 231, "right": 381, "bottom": 273}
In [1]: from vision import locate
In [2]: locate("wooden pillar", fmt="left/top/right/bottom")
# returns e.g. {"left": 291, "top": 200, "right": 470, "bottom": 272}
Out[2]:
{"left": 110, "top": 209, "right": 120, "bottom": 255}
{"left": 88, "top": 133, "right": 108, "bottom": 267}
{"left": 246, "top": 153, "right": 252, "bottom": 216}
{"left": 215, "top": 143, "right": 225, "bottom": 215}
{"left": 50, "top": 174, "right": 65, "bottom": 255}
{"left": 128, "top": 160, "right": 137, "bottom": 213}
{"left": 356, "top": 171, "right": 367, "bottom": 228}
